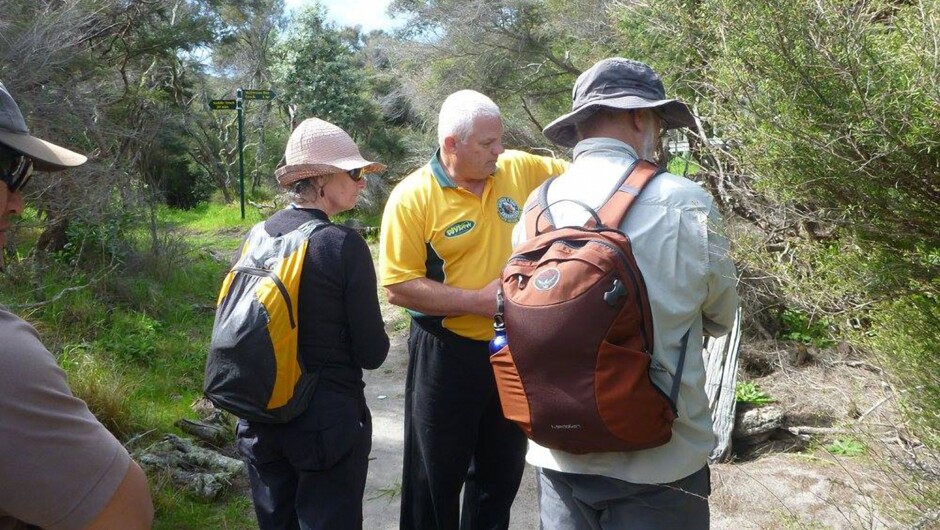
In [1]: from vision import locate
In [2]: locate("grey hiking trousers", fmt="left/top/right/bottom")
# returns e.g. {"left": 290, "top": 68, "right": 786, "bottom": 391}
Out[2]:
{"left": 536, "top": 465, "right": 711, "bottom": 530}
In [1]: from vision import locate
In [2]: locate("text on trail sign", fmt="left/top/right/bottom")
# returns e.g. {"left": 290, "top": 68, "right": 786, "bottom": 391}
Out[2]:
{"left": 241, "top": 89, "right": 275, "bottom": 101}
{"left": 210, "top": 99, "right": 237, "bottom": 110}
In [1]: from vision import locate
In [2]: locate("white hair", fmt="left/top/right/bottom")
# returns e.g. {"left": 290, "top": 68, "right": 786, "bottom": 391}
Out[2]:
{"left": 437, "top": 90, "right": 502, "bottom": 147}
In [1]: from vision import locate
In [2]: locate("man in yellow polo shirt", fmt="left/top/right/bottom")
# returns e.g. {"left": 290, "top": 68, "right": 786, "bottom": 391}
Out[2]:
{"left": 380, "top": 89, "right": 568, "bottom": 530}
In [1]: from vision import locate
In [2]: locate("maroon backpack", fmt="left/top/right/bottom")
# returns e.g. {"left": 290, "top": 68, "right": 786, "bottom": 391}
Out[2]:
{"left": 490, "top": 160, "right": 690, "bottom": 454}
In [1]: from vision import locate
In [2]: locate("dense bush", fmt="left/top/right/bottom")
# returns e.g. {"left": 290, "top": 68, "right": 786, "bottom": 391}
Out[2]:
{"left": 603, "top": 0, "right": 940, "bottom": 446}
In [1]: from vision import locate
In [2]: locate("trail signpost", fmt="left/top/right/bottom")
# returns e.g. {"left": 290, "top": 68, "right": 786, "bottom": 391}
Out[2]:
{"left": 210, "top": 88, "right": 277, "bottom": 219}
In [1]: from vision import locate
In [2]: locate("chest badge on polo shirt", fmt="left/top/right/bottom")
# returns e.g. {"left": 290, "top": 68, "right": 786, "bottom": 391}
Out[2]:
{"left": 445, "top": 220, "right": 475, "bottom": 238}
{"left": 496, "top": 197, "right": 521, "bottom": 223}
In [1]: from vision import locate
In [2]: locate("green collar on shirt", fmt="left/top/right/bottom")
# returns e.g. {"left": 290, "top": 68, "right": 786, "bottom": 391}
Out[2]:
{"left": 429, "top": 149, "right": 456, "bottom": 188}
{"left": 429, "top": 148, "right": 503, "bottom": 189}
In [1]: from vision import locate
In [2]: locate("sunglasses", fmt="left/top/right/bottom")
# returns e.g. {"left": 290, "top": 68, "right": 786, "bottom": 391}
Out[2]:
{"left": 347, "top": 167, "right": 364, "bottom": 182}
{"left": 0, "top": 147, "right": 34, "bottom": 193}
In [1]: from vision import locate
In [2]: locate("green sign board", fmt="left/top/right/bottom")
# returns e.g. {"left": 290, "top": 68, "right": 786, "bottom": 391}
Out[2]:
{"left": 210, "top": 99, "right": 237, "bottom": 110}
{"left": 241, "top": 89, "right": 275, "bottom": 101}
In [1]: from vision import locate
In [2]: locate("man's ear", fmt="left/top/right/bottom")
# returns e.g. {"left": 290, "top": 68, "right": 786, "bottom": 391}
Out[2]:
{"left": 442, "top": 135, "right": 458, "bottom": 154}
{"left": 627, "top": 110, "right": 646, "bottom": 133}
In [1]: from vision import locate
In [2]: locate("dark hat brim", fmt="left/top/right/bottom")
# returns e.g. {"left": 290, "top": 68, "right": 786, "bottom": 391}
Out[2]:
{"left": 543, "top": 96, "right": 697, "bottom": 148}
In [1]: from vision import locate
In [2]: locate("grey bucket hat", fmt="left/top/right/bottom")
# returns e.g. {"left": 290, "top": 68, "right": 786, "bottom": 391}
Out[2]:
{"left": 543, "top": 58, "right": 697, "bottom": 147}
{"left": 0, "top": 82, "right": 87, "bottom": 171}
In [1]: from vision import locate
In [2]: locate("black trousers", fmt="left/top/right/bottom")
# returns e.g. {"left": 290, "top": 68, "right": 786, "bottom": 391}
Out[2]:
{"left": 400, "top": 320, "right": 528, "bottom": 530}
{"left": 236, "top": 388, "right": 372, "bottom": 530}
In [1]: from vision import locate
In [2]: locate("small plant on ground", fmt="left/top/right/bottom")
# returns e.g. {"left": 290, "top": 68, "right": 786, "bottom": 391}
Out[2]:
{"left": 781, "top": 308, "right": 835, "bottom": 348}
{"left": 736, "top": 381, "right": 774, "bottom": 405}
{"left": 825, "top": 437, "right": 866, "bottom": 457}
{"left": 369, "top": 481, "right": 402, "bottom": 503}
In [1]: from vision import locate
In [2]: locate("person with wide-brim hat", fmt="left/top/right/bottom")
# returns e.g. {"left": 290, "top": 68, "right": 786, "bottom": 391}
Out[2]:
{"left": 541, "top": 57, "right": 697, "bottom": 149}
{"left": 0, "top": 82, "right": 155, "bottom": 529}
{"left": 234, "top": 117, "right": 390, "bottom": 530}
{"left": 513, "top": 58, "right": 739, "bottom": 530}
{"left": 0, "top": 82, "right": 88, "bottom": 249}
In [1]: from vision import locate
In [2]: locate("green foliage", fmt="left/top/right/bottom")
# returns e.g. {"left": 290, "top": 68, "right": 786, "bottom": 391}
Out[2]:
{"left": 2, "top": 200, "right": 252, "bottom": 521}
{"left": 704, "top": 0, "right": 940, "bottom": 254}
{"left": 274, "top": 8, "right": 374, "bottom": 135}
{"left": 666, "top": 155, "right": 700, "bottom": 177}
{"left": 610, "top": 0, "right": 940, "bottom": 448}
{"left": 57, "top": 210, "right": 137, "bottom": 266}
{"left": 157, "top": 202, "right": 263, "bottom": 233}
{"left": 867, "top": 294, "right": 940, "bottom": 448}
{"left": 824, "top": 437, "right": 867, "bottom": 457}
{"left": 735, "top": 381, "right": 775, "bottom": 405}
{"left": 94, "top": 311, "right": 161, "bottom": 366}
{"left": 148, "top": 124, "right": 216, "bottom": 209}
{"left": 270, "top": 5, "right": 407, "bottom": 198}
{"left": 781, "top": 309, "right": 835, "bottom": 348}
{"left": 387, "top": 0, "right": 623, "bottom": 147}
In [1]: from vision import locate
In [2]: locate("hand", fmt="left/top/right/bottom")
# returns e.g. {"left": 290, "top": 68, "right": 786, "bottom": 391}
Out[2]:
{"left": 475, "top": 279, "right": 501, "bottom": 317}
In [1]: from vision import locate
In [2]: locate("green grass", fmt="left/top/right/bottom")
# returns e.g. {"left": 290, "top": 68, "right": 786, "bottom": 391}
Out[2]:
{"left": 2, "top": 200, "right": 262, "bottom": 527}
{"left": 152, "top": 483, "right": 256, "bottom": 530}
{"left": 157, "top": 202, "right": 264, "bottom": 231}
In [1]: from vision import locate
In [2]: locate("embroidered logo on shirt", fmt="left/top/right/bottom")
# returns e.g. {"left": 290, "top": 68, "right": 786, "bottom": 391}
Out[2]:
{"left": 534, "top": 268, "right": 561, "bottom": 291}
{"left": 444, "top": 220, "right": 475, "bottom": 238}
{"left": 496, "top": 197, "right": 521, "bottom": 223}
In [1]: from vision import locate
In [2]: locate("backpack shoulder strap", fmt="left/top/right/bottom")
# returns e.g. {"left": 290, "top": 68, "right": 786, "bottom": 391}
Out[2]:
{"left": 593, "top": 160, "right": 664, "bottom": 229}
{"left": 296, "top": 218, "right": 330, "bottom": 239}
{"left": 523, "top": 177, "right": 558, "bottom": 238}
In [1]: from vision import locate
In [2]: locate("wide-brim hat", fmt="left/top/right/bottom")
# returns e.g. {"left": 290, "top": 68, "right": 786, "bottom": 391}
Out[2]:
{"left": 0, "top": 82, "right": 87, "bottom": 171}
{"left": 274, "top": 117, "right": 386, "bottom": 186}
{"left": 543, "top": 58, "right": 697, "bottom": 148}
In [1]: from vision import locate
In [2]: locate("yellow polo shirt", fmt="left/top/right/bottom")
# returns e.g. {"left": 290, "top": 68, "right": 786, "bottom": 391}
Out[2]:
{"left": 380, "top": 149, "right": 568, "bottom": 340}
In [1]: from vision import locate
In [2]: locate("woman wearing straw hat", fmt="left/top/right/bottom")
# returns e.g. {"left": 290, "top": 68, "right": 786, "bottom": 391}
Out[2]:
{"left": 234, "top": 118, "right": 390, "bottom": 530}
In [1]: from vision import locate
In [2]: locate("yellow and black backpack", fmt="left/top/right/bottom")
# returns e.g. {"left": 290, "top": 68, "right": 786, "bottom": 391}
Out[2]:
{"left": 204, "top": 218, "right": 328, "bottom": 423}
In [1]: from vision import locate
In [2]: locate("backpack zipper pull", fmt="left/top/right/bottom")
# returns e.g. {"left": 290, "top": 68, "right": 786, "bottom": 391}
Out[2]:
{"left": 603, "top": 279, "right": 627, "bottom": 306}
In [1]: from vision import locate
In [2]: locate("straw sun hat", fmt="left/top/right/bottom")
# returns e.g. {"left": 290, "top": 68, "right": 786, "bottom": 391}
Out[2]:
{"left": 274, "top": 118, "right": 385, "bottom": 186}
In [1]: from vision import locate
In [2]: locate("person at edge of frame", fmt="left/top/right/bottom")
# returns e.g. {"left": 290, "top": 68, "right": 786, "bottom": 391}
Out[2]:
{"left": 0, "top": 81, "right": 154, "bottom": 530}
